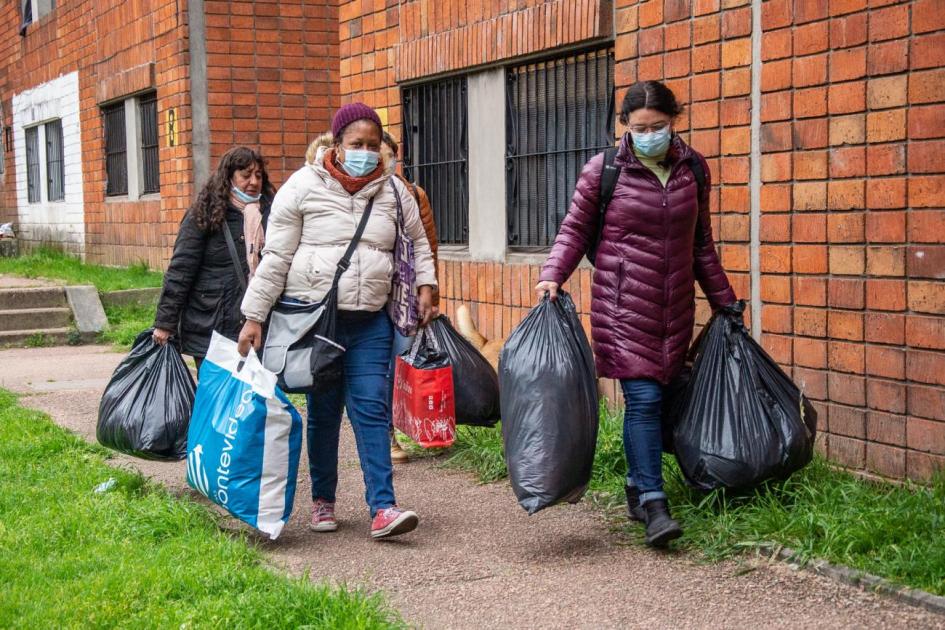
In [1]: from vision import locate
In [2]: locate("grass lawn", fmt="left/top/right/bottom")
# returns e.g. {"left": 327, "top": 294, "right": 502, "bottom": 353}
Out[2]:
{"left": 0, "top": 389, "right": 402, "bottom": 628}
{"left": 434, "top": 404, "right": 945, "bottom": 597}
{"left": 0, "top": 246, "right": 163, "bottom": 292}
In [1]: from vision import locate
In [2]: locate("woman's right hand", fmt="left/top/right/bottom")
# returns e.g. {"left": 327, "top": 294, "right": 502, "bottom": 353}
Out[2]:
{"left": 535, "top": 281, "right": 559, "bottom": 302}
{"left": 152, "top": 328, "right": 173, "bottom": 346}
{"left": 238, "top": 320, "right": 263, "bottom": 357}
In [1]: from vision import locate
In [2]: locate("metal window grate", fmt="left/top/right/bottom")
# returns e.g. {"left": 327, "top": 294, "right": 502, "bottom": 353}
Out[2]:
{"left": 402, "top": 78, "right": 469, "bottom": 245}
{"left": 138, "top": 93, "right": 159, "bottom": 194}
{"left": 45, "top": 119, "right": 64, "bottom": 201}
{"left": 506, "top": 48, "right": 615, "bottom": 249}
{"left": 25, "top": 126, "right": 40, "bottom": 203}
{"left": 103, "top": 102, "right": 127, "bottom": 196}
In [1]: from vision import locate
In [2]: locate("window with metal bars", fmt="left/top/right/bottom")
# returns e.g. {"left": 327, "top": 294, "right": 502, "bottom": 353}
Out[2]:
{"left": 402, "top": 78, "right": 469, "bottom": 245}
{"left": 506, "top": 48, "right": 615, "bottom": 249}
{"left": 103, "top": 102, "right": 127, "bottom": 196}
{"left": 45, "top": 119, "right": 64, "bottom": 201}
{"left": 25, "top": 126, "right": 40, "bottom": 202}
{"left": 138, "top": 93, "right": 160, "bottom": 194}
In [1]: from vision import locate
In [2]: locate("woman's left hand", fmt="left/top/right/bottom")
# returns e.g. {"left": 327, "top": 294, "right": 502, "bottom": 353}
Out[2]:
{"left": 418, "top": 285, "right": 435, "bottom": 326}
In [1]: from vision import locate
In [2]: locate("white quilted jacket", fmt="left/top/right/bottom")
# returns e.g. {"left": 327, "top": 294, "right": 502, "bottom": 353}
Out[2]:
{"left": 241, "top": 147, "right": 436, "bottom": 322}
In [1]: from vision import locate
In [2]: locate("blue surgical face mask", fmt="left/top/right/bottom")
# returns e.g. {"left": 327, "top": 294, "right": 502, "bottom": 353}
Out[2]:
{"left": 232, "top": 185, "right": 261, "bottom": 204}
{"left": 341, "top": 149, "right": 380, "bottom": 177}
{"left": 631, "top": 127, "right": 672, "bottom": 157}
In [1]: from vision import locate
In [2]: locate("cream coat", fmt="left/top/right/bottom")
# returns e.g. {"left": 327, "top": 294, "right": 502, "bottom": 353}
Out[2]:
{"left": 241, "top": 146, "right": 437, "bottom": 322}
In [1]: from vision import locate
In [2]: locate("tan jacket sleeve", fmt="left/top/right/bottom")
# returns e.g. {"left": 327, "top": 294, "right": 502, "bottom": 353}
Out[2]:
{"left": 394, "top": 178, "right": 437, "bottom": 290}
{"left": 412, "top": 184, "right": 439, "bottom": 268}
{"left": 240, "top": 173, "right": 305, "bottom": 322}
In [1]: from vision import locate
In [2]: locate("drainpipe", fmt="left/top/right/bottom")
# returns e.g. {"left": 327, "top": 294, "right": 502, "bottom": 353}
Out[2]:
{"left": 749, "top": 0, "right": 763, "bottom": 340}
{"left": 188, "top": 0, "right": 210, "bottom": 190}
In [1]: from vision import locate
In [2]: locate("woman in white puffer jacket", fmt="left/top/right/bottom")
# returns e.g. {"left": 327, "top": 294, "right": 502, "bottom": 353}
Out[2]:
{"left": 238, "top": 103, "right": 436, "bottom": 540}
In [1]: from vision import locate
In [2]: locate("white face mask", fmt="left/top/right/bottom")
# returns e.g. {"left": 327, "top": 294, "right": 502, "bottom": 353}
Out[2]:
{"left": 630, "top": 127, "right": 672, "bottom": 157}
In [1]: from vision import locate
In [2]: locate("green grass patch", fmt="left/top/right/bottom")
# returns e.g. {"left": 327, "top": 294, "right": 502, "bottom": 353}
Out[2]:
{"left": 442, "top": 403, "right": 945, "bottom": 596}
{"left": 100, "top": 302, "right": 158, "bottom": 349}
{"left": 0, "top": 246, "right": 162, "bottom": 292}
{"left": 0, "top": 389, "right": 403, "bottom": 628}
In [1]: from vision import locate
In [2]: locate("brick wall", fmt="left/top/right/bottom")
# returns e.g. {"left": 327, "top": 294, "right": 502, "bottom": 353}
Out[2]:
{"left": 339, "top": 0, "right": 945, "bottom": 480}
{"left": 203, "top": 0, "right": 339, "bottom": 188}
{"left": 0, "top": 0, "right": 340, "bottom": 268}
{"left": 0, "top": 0, "right": 193, "bottom": 269}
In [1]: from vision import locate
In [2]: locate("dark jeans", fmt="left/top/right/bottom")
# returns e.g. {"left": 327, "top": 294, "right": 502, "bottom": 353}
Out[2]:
{"left": 387, "top": 329, "right": 416, "bottom": 438}
{"left": 620, "top": 378, "right": 667, "bottom": 505}
{"left": 307, "top": 310, "right": 395, "bottom": 517}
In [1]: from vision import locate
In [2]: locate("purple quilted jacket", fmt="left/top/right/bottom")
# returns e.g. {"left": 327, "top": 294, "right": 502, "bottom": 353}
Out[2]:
{"left": 540, "top": 134, "right": 736, "bottom": 384}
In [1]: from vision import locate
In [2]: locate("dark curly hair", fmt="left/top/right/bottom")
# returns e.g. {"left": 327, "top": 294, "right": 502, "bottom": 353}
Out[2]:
{"left": 189, "top": 147, "right": 275, "bottom": 231}
{"left": 618, "top": 80, "right": 685, "bottom": 126}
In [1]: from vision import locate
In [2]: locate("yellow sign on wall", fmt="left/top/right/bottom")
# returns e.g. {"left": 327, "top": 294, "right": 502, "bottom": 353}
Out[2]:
{"left": 166, "top": 108, "right": 179, "bottom": 147}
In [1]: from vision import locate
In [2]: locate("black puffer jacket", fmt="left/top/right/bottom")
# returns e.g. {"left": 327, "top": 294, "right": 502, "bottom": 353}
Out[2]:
{"left": 155, "top": 202, "right": 270, "bottom": 358}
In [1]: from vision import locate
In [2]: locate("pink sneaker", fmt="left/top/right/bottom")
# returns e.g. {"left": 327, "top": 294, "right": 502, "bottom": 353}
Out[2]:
{"left": 310, "top": 498, "right": 338, "bottom": 532}
{"left": 370, "top": 506, "right": 419, "bottom": 539}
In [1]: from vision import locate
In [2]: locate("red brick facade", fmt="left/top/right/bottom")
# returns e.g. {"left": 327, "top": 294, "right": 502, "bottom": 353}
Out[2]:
{"left": 338, "top": 0, "right": 945, "bottom": 481}
{"left": 0, "top": 0, "right": 337, "bottom": 268}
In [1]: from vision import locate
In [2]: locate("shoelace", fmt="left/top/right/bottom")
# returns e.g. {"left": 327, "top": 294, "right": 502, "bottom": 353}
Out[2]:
{"left": 314, "top": 502, "right": 334, "bottom": 519}
{"left": 379, "top": 507, "right": 401, "bottom": 519}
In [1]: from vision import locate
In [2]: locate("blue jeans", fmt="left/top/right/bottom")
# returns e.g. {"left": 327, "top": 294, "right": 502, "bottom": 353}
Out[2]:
{"left": 387, "top": 329, "right": 416, "bottom": 435}
{"left": 307, "top": 310, "right": 395, "bottom": 517}
{"left": 621, "top": 378, "right": 667, "bottom": 505}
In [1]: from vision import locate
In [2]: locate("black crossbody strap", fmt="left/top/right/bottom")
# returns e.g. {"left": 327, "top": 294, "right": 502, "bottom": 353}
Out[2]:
{"left": 332, "top": 194, "right": 377, "bottom": 286}
{"left": 221, "top": 223, "right": 248, "bottom": 294}
{"left": 687, "top": 156, "right": 708, "bottom": 247}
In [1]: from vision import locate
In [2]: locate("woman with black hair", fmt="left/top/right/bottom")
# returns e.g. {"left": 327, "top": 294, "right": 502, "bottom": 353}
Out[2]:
{"left": 535, "top": 80, "right": 738, "bottom": 547}
{"left": 153, "top": 146, "right": 275, "bottom": 367}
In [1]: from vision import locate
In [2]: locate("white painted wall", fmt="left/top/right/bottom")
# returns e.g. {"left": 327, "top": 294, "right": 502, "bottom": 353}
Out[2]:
{"left": 12, "top": 71, "right": 84, "bottom": 254}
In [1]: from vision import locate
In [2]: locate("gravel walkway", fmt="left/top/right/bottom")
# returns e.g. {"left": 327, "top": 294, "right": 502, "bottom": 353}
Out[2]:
{"left": 2, "top": 344, "right": 942, "bottom": 630}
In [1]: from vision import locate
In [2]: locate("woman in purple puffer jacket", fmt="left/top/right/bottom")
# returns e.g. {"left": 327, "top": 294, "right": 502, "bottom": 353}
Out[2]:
{"left": 535, "top": 80, "right": 737, "bottom": 547}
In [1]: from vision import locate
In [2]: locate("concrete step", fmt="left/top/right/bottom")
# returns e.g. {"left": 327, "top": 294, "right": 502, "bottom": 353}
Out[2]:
{"left": 0, "top": 287, "right": 68, "bottom": 310}
{"left": 0, "top": 327, "right": 77, "bottom": 347}
{"left": 0, "top": 307, "right": 74, "bottom": 332}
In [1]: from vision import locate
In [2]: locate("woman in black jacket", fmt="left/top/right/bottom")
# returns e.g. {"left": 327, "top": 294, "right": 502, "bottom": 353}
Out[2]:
{"left": 153, "top": 147, "right": 275, "bottom": 365}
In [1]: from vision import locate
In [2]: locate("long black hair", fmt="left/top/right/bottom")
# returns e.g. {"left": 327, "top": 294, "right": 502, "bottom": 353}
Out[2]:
{"left": 618, "top": 80, "right": 685, "bottom": 126}
{"left": 189, "top": 147, "right": 275, "bottom": 231}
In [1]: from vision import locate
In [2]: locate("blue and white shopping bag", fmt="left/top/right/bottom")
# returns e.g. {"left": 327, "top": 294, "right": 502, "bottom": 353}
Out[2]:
{"left": 187, "top": 332, "right": 302, "bottom": 539}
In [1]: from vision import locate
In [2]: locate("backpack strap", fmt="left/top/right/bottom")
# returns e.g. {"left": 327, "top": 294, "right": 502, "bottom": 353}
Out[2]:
{"left": 687, "top": 156, "right": 708, "bottom": 247}
{"left": 598, "top": 146, "right": 621, "bottom": 218}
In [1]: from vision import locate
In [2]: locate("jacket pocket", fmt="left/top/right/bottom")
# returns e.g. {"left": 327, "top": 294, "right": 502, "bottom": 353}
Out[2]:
{"left": 182, "top": 290, "right": 223, "bottom": 335}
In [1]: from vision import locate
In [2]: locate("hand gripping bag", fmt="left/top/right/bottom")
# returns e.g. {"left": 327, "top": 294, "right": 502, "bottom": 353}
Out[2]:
{"left": 393, "top": 328, "right": 457, "bottom": 448}
{"left": 499, "top": 291, "right": 599, "bottom": 514}
{"left": 97, "top": 329, "right": 195, "bottom": 460}
{"left": 186, "top": 332, "right": 303, "bottom": 539}
{"left": 673, "top": 302, "right": 818, "bottom": 491}
{"left": 426, "top": 316, "right": 501, "bottom": 427}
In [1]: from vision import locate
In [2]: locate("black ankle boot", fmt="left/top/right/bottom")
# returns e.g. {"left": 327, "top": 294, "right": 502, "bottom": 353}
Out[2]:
{"left": 624, "top": 485, "right": 646, "bottom": 523}
{"left": 643, "top": 499, "right": 683, "bottom": 547}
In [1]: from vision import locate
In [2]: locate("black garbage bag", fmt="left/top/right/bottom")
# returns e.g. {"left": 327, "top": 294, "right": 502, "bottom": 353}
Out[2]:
{"left": 499, "top": 291, "right": 599, "bottom": 514}
{"left": 426, "top": 316, "right": 500, "bottom": 427}
{"left": 97, "top": 329, "right": 196, "bottom": 460}
{"left": 672, "top": 302, "right": 818, "bottom": 491}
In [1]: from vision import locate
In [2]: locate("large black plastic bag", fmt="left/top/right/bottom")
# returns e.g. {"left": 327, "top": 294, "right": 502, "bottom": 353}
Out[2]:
{"left": 427, "top": 316, "right": 500, "bottom": 427}
{"left": 97, "top": 329, "right": 196, "bottom": 460}
{"left": 499, "top": 291, "right": 599, "bottom": 514}
{"left": 673, "top": 303, "right": 817, "bottom": 491}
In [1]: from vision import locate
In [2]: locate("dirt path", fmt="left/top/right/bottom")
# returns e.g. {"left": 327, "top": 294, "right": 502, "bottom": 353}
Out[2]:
{"left": 2, "top": 344, "right": 942, "bottom": 630}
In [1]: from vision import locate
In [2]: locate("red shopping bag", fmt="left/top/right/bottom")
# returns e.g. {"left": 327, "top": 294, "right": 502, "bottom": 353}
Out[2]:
{"left": 393, "top": 330, "right": 456, "bottom": 448}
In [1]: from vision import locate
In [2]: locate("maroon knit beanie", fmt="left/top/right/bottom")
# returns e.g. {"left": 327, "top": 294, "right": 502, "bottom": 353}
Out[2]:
{"left": 331, "top": 103, "right": 383, "bottom": 139}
